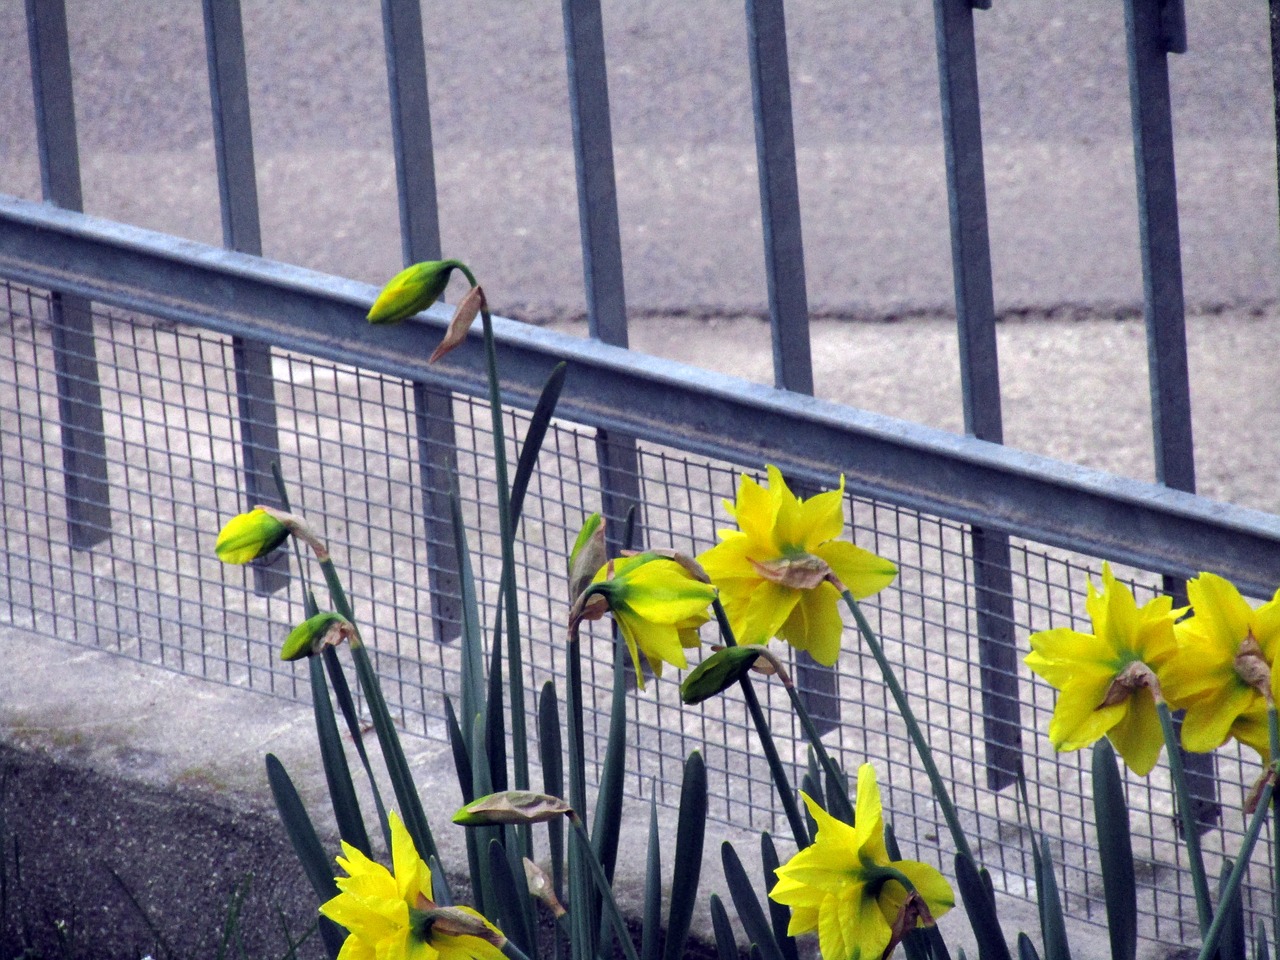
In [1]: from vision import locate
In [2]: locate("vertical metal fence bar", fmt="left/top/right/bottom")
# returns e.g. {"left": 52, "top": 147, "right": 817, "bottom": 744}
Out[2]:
{"left": 203, "top": 0, "right": 289, "bottom": 595}
{"left": 744, "top": 0, "right": 838, "bottom": 733}
{"left": 1124, "top": 0, "right": 1218, "bottom": 827}
{"left": 934, "top": 0, "right": 1020, "bottom": 790}
{"left": 382, "top": 0, "right": 463, "bottom": 644}
{"left": 745, "top": 0, "right": 813, "bottom": 396}
{"left": 26, "top": 0, "right": 112, "bottom": 550}
{"left": 561, "top": 0, "right": 643, "bottom": 556}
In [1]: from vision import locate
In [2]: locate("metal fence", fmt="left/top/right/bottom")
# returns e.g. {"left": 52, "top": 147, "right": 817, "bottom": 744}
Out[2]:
{"left": 4, "top": 0, "right": 1280, "bottom": 949}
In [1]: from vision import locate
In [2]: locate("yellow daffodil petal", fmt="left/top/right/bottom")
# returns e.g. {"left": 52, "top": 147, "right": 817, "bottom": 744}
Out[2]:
{"left": 323, "top": 810, "right": 506, "bottom": 960}
{"left": 778, "top": 581, "right": 845, "bottom": 666}
{"left": 1103, "top": 688, "right": 1164, "bottom": 776}
{"left": 813, "top": 540, "right": 897, "bottom": 600}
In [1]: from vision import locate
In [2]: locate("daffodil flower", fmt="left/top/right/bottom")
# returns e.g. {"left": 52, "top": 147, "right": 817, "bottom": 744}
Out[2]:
{"left": 1025, "top": 563, "right": 1182, "bottom": 775}
{"left": 214, "top": 508, "right": 289, "bottom": 564}
{"left": 697, "top": 466, "right": 896, "bottom": 667}
{"left": 321, "top": 811, "right": 505, "bottom": 960}
{"left": 1160, "top": 572, "right": 1280, "bottom": 759}
{"left": 572, "top": 552, "right": 715, "bottom": 686}
{"left": 770, "top": 764, "right": 953, "bottom": 960}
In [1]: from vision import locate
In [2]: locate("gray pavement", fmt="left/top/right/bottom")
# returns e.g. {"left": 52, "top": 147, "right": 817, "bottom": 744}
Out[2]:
{"left": 2, "top": 1, "right": 1279, "bottom": 318}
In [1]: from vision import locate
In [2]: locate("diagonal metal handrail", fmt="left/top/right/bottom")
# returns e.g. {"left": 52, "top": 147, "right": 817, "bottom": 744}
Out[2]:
{"left": 3, "top": 195, "right": 1279, "bottom": 599}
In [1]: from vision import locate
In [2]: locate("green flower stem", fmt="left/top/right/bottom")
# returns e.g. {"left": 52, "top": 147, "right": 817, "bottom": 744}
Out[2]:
{"left": 842, "top": 591, "right": 974, "bottom": 865}
{"left": 711, "top": 598, "right": 810, "bottom": 848}
{"left": 458, "top": 263, "right": 530, "bottom": 798}
{"left": 1270, "top": 705, "right": 1279, "bottom": 957}
{"left": 501, "top": 940, "right": 535, "bottom": 960}
{"left": 318, "top": 557, "right": 438, "bottom": 863}
{"left": 564, "top": 635, "right": 590, "bottom": 960}
{"left": 1156, "top": 701, "right": 1212, "bottom": 936}
{"left": 778, "top": 676, "right": 855, "bottom": 826}
{"left": 1194, "top": 774, "right": 1276, "bottom": 960}
{"left": 569, "top": 814, "right": 641, "bottom": 960}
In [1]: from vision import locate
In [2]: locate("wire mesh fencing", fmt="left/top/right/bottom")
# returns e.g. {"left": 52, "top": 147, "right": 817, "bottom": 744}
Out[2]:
{"left": 1, "top": 278, "right": 1273, "bottom": 947}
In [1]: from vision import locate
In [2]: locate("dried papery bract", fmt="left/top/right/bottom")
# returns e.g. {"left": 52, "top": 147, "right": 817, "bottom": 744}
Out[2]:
{"left": 429, "top": 285, "right": 486, "bottom": 363}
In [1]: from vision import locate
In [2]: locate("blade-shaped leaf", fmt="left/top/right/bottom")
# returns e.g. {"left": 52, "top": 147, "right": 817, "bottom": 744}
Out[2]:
{"left": 429, "top": 855, "right": 454, "bottom": 907}
{"left": 486, "top": 613, "right": 509, "bottom": 793}
{"left": 1033, "top": 837, "right": 1071, "bottom": 960}
{"left": 760, "top": 833, "right": 797, "bottom": 960}
{"left": 538, "top": 681, "right": 565, "bottom": 903}
{"left": 592, "top": 640, "right": 629, "bottom": 884}
{"left": 664, "top": 752, "right": 709, "bottom": 960}
{"left": 1017, "top": 933, "right": 1041, "bottom": 960}
{"left": 709, "top": 894, "right": 740, "bottom": 960}
{"left": 642, "top": 791, "right": 662, "bottom": 960}
{"left": 954, "top": 854, "right": 1012, "bottom": 960}
{"left": 444, "top": 697, "right": 476, "bottom": 804}
{"left": 310, "top": 655, "right": 370, "bottom": 857}
{"left": 264, "top": 755, "right": 345, "bottom": 960}
{"left": 509, "top": 361, "right": 567, "bottom": 528}
{"left": 322, "top": 646, "right": 389, "bottom": 850}
{"left": 1091, "top": 741, "right": 1135, "bottom": 960}
{"left": 722, "top": 841, "right": 785, "bottom": 960}
{"left": 347, "top": 639, "right": 436, "bottom": 864}
{"left": 450, "top": 491, "right": 486, "bottom": 754}
{"left": 1216, "top": 859, "right": 1246, "bottom": 960}
{"left": 488, "top": 838, "right": 536, "bottom": 958}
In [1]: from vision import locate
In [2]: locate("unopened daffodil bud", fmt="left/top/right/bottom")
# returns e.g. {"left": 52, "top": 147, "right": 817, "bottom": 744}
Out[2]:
{"left": 680, "top": 645, "right": 767, "bottom": 704}
{"left": 452, "top": 791, "right": 572, "bottom": 827}
{"left": 215, "top": 508, "right": 289, "bottom": 564}
{"left": 567, "top": 513, "right": 606, "bottom": 603}
{"left": 367, "top": 259, "right": 464, "bottom": 325}
{"left": 280, "top": 612, "right": 354, "bottom": 661}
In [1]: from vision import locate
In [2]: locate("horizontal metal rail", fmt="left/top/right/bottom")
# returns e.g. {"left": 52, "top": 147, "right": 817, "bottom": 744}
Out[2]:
{"left": 4, "top": 194, "right": 1280, "bottom": 596}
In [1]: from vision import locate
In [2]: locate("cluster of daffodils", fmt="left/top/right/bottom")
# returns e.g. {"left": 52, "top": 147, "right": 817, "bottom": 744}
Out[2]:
{"left": 1026, "top": 564, "right": 1280, "bottom": 775}
{"left": 217, "top": 464, "right": 949, "bottom": 959}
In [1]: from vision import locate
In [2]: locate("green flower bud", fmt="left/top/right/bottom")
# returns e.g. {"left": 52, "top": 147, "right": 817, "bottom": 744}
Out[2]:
{"left": 567, "top": 513, "right": 606, "bottom": 603}
{"left": 680, "top": 645, "right": 767, "bottom": 704}
{"left": 452, "top": 790, "right": 573, "bottom": 826}
{"left": 366, "top": 259, "right": 463, "bottom": 324}
{"left": 215, "top": 508, "right": 289, "bottom": 564}
{"left": 280, "top": 612, "right": 353, "bottom": 661}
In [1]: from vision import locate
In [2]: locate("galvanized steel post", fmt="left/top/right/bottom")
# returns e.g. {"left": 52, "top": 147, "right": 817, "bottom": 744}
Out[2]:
{"left": 934, "top": 0, "right": 1021, "bottom": 790}
{"left": 25, "top": 0, "right": 112, "bottom": 551}
{"left": 204, "top": 0, "right": 289, "bottom": 595}
{"left": 561, "top": 0, "right": 645, "bottom": 562}
{"left": 382, "top": 0, "right": 464, "bottom": 645}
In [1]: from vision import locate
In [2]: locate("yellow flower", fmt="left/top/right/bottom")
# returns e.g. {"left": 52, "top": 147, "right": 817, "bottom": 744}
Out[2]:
{"left": 1025, "top": 563, "right": 1181, "bottom": 775}
{"left": 697, "top": 466, "right": 896, "bottom": 666}
{"left": 770, "top": 765, "right": 953, "bottom": 960}
{"left": 214, "top": 508, "right": 289, "bottom": 564}
{"left": 367, "top": 260, "right": 462, "bottom": 324}
{"left": 1160, "top": 572, "right": 1280, "bottom": 759}
{"left": 321, "top": 812, "right": 505, "bottom": 960}
{"left": 582, "top": 552, "right": 715, "bottom": 686}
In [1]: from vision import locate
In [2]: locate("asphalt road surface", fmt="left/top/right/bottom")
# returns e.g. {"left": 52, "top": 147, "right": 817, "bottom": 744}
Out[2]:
{"left": 1, "top": 1, "right": 1277, "bottom": 514}
{"left": 2, "top": 0, "right": 1279, "bottom": 320}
